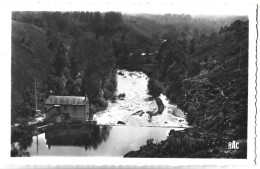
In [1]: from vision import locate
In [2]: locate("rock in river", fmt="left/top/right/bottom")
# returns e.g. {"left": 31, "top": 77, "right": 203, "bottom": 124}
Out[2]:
{"left": 118, "top": 71, "right": 124, "bottom": 76}
{"left": 131, "top": 110, "right": 145, "bottom": 116}
{"left": 146, "top": 111, "right": 154, "bottom": 116}
{"left": 154, "top": 97, "right": 164, "bottom": 115}
{"left": 117, "top": 121, "right": 126, "bottom": 125}
{"left": 118, "top": 93, "right": 126, "bottom": 100}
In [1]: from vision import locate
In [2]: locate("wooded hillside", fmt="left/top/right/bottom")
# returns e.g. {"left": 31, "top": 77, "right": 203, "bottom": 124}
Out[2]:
{"left": 125, "top": 19, "right": 248, "bottom": 158}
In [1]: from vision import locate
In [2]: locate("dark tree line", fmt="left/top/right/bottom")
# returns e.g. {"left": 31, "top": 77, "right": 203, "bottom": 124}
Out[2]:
{"left": 11, "top": 11, "right": 122, "bottom": 124}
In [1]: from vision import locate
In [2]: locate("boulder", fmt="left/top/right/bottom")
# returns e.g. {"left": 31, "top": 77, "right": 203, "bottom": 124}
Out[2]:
{"left": 144, "top": 97, "right": 154, "bottom": 102}
{"left": 146, "top": 111, "right": 154, "bottom": 116}
{"left": 147, "top": 97, "right": 165, "bottom": 117}
{"left": 118, "top": 93, "right": 126, "bottom": 100}
{"left": 131, "top": 110, "right": 144, "bottom": 116}
{"left": 117, "top": 121, "right": 126, "bottom": 125}
{"left": 118, "top": 71, "right": 124, "bottom": 76}
{"left": 148, "top": 117, "right": 152, "bottom": 122}
{"left": 171, "top": 109, "right": 186, "bottom": 118}
{"left": 147, "top": 113, "right": 153, "bottom": 122}
{"left": 155, "top": 97, "right": 164, "bottom": 115}
{"left": 139, "top": 112, "right": 145, "bottom": 116}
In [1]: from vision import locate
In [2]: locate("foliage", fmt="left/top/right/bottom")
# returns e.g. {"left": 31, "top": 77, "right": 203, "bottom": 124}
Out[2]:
{"left": 147, "top": 78, "right": 163, "bottom": 97}
{"left": 11, "top": 11, "right": 120, "bottom": 124}
{"left": 72, "top": 37, "right": 116, "bottom": 100}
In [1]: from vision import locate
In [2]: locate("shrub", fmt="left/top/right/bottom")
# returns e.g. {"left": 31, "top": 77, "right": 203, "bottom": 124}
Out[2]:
{"left": 103, "top": 88, "right": 114, "bottom": 100}
{"left": 104, "top": 80, "right": 116, "bottom": 93}
{"left": 147, "top": 78, "right": 163, "bottom": 97}
{"left": 186, "top": 109, "right": 199, "bottom": 124}
{"left": 187, "top": 59, "right": 201, "bottom": 76}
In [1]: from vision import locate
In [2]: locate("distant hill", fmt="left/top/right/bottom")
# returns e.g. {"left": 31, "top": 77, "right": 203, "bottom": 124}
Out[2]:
{"left": 124, "top": 16, "right": 167, "bottom": 38}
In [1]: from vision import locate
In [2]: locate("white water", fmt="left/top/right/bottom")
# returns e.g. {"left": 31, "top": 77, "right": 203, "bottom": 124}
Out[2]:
{"left": 94, "top": 70, "right": 188, "bottom": 127}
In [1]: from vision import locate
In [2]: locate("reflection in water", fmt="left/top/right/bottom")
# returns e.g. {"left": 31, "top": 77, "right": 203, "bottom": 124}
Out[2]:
{"left": 11, "top": 125, "right": 112, "bottom": 157}
{"left": 45, "top": 125, "right": 111, "bottom": 151}
{"left": 25, "top": 126, "right": 178, "bottom": 156}
{"left": 11, "top": 125, "right": 180, "bottom": 157}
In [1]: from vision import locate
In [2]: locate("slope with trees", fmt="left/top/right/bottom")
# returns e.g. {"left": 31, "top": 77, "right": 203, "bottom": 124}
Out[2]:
{"left": 125, "top": 19, "right": 248, "bottom": 158}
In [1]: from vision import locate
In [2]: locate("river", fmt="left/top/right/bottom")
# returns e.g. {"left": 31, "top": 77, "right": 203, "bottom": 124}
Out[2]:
{"left": 12, "top": 70, "right": 188, "bottom": 157}
{"left": 94, "top": 70, "right": 188, "bottom": 127}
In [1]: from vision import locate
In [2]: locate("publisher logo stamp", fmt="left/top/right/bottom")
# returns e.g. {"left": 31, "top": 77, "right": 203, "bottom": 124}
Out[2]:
{"left": 228, "top": 141, "right": 239, "bottom": 150}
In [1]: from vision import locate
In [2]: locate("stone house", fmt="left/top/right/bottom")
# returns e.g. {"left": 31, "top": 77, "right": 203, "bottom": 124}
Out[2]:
{"left": 44, "top": 95, "right": 89, "bottom": 123}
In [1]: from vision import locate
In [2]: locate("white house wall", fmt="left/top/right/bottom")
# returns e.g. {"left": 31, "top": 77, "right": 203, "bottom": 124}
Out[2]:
{"left": 45, "top": 106, "right": 61, "bottom": 122}
{"left": 45, "top": 103, "right": 89, "bottom": 123}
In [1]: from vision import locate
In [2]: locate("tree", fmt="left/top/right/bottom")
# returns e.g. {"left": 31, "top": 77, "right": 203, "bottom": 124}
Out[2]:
{"left": 92, "top": 12, "right": 103, "bottom": 34}
{"left": 128, "top": 51, "right": 142, "bottom": 70}
{"left": 148, "top": 78, "right": 163, "bottom": 97}
{"left": 71, "top": 37, "right": 116, "bottom": 100}
{"left": 83, "top": 74, "right": 102, "bottom": 99}
{"left": 104, "top": 12, "right": 123, "bottom": 25}
{"left": 189, "top": 38, "right": 196, "bottom": 54}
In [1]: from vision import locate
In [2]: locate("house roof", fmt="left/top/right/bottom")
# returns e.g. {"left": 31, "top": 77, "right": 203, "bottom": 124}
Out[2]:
{"left": 45, "top": 96, "right": 88, "bottom": 105}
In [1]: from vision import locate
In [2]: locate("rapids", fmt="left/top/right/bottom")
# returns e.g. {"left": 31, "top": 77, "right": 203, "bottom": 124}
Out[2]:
{"left": 94, "top": 70, "right": 188, "bottom": 127}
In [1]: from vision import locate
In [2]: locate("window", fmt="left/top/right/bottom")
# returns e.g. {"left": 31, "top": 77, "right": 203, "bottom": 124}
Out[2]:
{"left": 73, "top": 106, "right": 77, "bottom": 110}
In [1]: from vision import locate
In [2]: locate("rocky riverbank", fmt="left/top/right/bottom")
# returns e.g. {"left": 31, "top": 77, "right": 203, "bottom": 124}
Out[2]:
{"left": 124, "top": 127, "right": 247, "bottom": 158}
